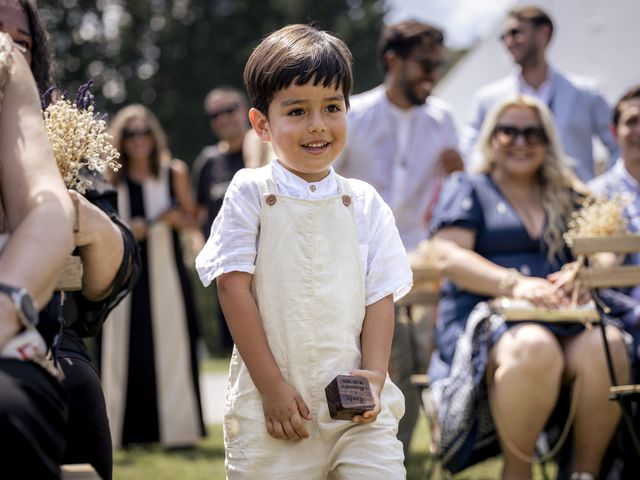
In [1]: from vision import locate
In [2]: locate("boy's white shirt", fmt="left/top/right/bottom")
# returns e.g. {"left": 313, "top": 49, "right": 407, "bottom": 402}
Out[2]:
{"left": 195, "top": 160, "right": 412, "bottom": 306}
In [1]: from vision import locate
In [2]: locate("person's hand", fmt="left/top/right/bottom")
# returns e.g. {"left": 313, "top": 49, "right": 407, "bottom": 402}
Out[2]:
{"left": 547, "top": 265, "right": 591, "bottom": 305}
{"left": 0, "top": 294, "right": 21, "bottom": 351}
{"left": 158, "top": 209, "right": 198, "bottom": 230}
{"left": 129, "top": 217, "right": 148, "bottom": 242}
{"left": 349, "top": 369, "right": 385, "bottom": 425}
{"left": 438, "top": 148, "right": 464, "bottom": 174}
{"left": 511, "top": 275, "right": 568, "bottom": 308}
{"left": 68, "top": 190, "right": 112, "bottom": 247}
{"left": 260, "top": 378, "right": 312, "bottom": 440}
{"left": 158, "top": 208, "right": 182, "bottom": 228}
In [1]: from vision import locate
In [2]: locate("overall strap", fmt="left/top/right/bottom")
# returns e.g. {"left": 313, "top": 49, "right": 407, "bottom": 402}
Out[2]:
{"left": 257, "top": 165, "right": 278, "bottom": 197}
{"left": 334, "top": 174, "right": 354, "bottom": 208}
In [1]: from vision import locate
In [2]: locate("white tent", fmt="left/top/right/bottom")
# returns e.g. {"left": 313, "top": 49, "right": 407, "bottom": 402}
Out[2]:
{"left": 434, "top": 0, "right": 640, "bottom": 135}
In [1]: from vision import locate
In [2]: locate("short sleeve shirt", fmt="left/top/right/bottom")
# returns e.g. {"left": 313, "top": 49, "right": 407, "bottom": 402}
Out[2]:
{"left": 196, "top": 161, "right": 412, "bottom": 306}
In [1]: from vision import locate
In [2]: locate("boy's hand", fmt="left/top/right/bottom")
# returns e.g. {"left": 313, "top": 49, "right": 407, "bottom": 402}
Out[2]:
{"left": 348, "top": 369, "right": 385, "bottom": 425}
{"left": 261, "top": 378, "right": 312, "bottom": 440}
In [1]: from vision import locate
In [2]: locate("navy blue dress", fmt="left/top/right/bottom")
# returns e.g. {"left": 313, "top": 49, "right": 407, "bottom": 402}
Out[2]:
{"left": 427, "top": 172, "right": 637, "bottom": 473}
{"left": 429, "top": 172, "right": 581, "bottom": 380}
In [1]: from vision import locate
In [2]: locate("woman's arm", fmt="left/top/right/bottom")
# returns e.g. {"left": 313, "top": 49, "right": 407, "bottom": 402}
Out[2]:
{"left": 0, "top": 49, "right": 74, "bottom": 345}
{"left": 432, "top": 227, "right": 515, "bottom": 296}
{"left": 69, "top": 191, "right": 125, "bottom": 301}
{"left": 432, "top": 227, "right": 563, "bottom": 306}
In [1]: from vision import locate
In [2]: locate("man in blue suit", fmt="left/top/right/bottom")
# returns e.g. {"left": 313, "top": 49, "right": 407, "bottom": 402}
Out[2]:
{"left": 461, "top": 5, "right": 618, "bottom": 182}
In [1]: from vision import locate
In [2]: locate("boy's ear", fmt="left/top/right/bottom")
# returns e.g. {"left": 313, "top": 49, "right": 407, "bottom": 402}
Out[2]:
{"left": 248, "top": 108, "right": 271, "bottom": 142}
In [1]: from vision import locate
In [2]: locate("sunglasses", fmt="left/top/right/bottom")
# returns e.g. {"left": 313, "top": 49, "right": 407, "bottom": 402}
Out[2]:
{"left": 494, "top": 125, "right": 548, "bottom": 146}
{"left": 408, "top": 56, "right": 443, "bottom": 74}
{"left": 500, "top": 27, "right": 524, "bottom": 42}
{"left": 208, "top": 103, "right": 239, "bottom": 120}
{"left": 122, "top": 127, "right": 152, "bottom": 139}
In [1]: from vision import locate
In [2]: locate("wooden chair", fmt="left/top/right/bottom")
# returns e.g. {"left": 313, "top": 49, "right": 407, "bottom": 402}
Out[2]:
{"left": 571, "top": 234, "right": 640, "bottom": 459}
{"left": 396, "top": 264, "right": 441, "bottom": 376}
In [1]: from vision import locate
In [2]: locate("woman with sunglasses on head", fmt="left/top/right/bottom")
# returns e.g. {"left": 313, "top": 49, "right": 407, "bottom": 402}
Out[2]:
{"left": 427, "top": 95, "right": 631, "bottom": 480}
{"left": 103, "top": 104, "right": 205, "bottom": 449}
{"left": 0, "top": 1, "right": 140, "bottom": 479}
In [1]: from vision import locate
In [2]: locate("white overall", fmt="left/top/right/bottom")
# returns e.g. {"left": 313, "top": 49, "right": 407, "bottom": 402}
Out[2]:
{"left": 224, "top": 173, "right": 405, "bottom": 479}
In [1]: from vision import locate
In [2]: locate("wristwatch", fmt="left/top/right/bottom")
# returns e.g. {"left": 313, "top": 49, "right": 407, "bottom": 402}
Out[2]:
{"left": 0, "top": 284, "right": 39, "bottom": 330}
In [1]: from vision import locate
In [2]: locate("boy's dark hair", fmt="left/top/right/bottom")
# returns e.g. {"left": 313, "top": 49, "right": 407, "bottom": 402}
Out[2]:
{"left": 508, "top": 5, "right": 554, "bottom": 41}
{"left": 20, "top": 0, "right": 55, "bottom": 93}
{"left": 613, "top": 84, "right": 640, "bottom": 126}
{"left": 243, "top": 24, "right": 353, "bottom": 115}
{"left": 378, "top": 20, "right": 444, "bottom": 73}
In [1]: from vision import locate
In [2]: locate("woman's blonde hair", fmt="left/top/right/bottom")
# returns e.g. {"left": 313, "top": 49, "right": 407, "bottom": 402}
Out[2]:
{"left": 108, "top": 104, "right": 171, "bottom": 184}
{"left": 474, "top": 95, "right": 589, "bottom": 262}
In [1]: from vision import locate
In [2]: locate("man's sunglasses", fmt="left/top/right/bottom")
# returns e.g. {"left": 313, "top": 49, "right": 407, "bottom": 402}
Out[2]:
{"left": 500, "top": 27, "right": 524, "bottom": 42}
{"left": 122, "top": 127, "right": 152, "bottom": 139}
{"left": 208, "top": 103, "right": 239, "bottom": 120}
{"left": 408, "top": 56, "right": 443, "bottom": 74}
{"left": 494, "top": 125, "right": 548, "bottom": 146}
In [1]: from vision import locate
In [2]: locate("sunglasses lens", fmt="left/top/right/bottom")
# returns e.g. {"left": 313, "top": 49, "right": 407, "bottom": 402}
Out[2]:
{"left": 495, "top": 125, "right": 547, "bottom": 146}
{"left": 495, "top": 126, "right": 518, "bottom": 145}
{"left": 123, "top": 128, "right": 151, "bottom": 139}
{"left": 209, "top": 103, "right": 239, "bottom": 120}
{"left": 409, "top": 56, "right": 442, "bottom": 74}
{"left": 500, "top": 28, "right": 521, "bottom": 41}
{"left": 523, "top": 128, "right": 546, "bottom": 144}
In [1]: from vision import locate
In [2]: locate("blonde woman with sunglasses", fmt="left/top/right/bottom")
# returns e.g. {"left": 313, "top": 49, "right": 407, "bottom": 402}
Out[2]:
{"left": 428, "top": 95, "right": 631, "bottom": 480}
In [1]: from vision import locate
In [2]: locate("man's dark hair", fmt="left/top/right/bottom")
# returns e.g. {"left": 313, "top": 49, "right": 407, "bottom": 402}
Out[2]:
{"left": 243, "top": 24, "right": 353, "bottom": 115}
{"left": 20, "top": 0, "right": 54, "bottom": 92}
{"left": 378, "top": 20, "right": 444, "bottom": 73}
{"left": 613, "top": 84, "right": 640, "bottom": 126}
{"left": 508, "top": 5, "right": 554, "bottom": 41}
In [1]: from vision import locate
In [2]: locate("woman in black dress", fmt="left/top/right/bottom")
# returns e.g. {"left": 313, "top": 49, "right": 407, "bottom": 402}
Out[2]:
{"left": 104, "top": 104, "right": 205, "bottom": 448}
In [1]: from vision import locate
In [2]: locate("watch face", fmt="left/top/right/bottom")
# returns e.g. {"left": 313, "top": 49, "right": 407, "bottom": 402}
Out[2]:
{"left": 19, "top": 292, "right": 38, "bottom": 327}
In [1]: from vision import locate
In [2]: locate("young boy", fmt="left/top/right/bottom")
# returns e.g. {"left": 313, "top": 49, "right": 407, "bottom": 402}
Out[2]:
{"left": 196, "top": 24, "right": 412, "bottom": 478}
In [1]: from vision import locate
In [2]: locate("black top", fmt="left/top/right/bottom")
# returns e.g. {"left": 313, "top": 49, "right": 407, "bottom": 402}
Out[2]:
{"left": 192, "top": 145, "right": 244, "bottom": 236}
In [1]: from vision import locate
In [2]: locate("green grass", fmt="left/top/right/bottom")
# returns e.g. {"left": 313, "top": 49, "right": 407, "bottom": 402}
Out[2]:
{"left": 199, "top": 356, "right": 231, "bottom": 374}
{"left": 113, "top": 425, "right": 226, "bottom": 480}
{"left": 113, "top": 364, "right": 556, "bottom": 480}
{"left": 113, "top": 414, "right": 556, "bottom": 479}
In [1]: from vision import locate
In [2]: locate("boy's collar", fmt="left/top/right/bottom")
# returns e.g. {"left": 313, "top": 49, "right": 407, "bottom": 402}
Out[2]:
{"left": 272, "top": 160, "right": 337, "bottom": 194}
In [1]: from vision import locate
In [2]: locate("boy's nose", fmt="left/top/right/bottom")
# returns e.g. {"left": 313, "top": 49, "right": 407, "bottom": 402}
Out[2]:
{"left": 308, "top": 113, "right": 327, "bottom": 132}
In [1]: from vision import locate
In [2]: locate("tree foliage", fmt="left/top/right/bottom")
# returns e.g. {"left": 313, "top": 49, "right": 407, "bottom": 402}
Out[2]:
{"left": 37, "top": 0, "right": 388, "bottom": 164}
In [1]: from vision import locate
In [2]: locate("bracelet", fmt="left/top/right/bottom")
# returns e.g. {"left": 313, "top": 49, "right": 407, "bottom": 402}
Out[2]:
{"left": 498, "top": 268, "right": 520, "bottom": 297}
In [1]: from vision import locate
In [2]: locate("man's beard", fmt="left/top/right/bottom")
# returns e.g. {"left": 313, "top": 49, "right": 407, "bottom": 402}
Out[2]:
{"left": 400, "top": 77, "right": 430, "bottom": 106}
{"left": 516, "top": 42, "right": 540, "bottom": 70}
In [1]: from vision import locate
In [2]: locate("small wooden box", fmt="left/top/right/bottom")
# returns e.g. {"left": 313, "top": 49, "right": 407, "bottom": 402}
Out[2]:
{"left": 325, "top": 375, "right": 375, "bottom": 420}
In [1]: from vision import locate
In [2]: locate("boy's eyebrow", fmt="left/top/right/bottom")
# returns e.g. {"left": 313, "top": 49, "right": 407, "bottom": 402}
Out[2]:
{"left": 280, "top": 95, "right": 345, "bottom": 107}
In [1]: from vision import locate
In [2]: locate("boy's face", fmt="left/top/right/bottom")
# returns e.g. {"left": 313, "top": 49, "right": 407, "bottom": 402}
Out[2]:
{"left": 249, "top": 82, "right": 347, "bottom": 182}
